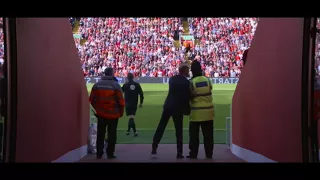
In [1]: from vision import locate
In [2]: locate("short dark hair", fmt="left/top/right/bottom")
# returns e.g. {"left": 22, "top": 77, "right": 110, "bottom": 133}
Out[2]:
{"left": 127, "top": 73, "right": 134, "bottom": 81}
{"left": 104, "top": 67, "right": 114, "bottom": 76}
{"left": 178, "top": 63, "right": 189, "bottom": 73}
{"left": 191, "top": 60, "right": 202, "bottom": 75}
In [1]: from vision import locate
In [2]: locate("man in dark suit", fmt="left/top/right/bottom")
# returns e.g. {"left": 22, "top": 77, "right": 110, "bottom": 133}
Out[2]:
{"left": 151, "top": 63, "right": 191, "bottom": 159}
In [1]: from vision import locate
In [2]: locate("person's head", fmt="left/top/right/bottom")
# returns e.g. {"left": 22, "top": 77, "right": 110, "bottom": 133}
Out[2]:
{"left": 127, "top": 72, "right": 134, "bottom": 82}
{"left": 104, "top": 67, "right": 114, "bottom": 76}
{"left": 178, "top": 63, "right": 190, "bottom": 77}
{"left": 191, "top": 60, "right": 203, "bottom": 77}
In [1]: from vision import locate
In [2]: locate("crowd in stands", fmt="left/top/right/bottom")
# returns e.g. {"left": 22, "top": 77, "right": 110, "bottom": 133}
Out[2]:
{"left": 77, "top": 18, "right": 185, "bottom": 77}
{"left": 76, "top": 17, "right": 260, "bottom": 78}
{"left": 1, "top": 18, "right": 320, "bottom": 78}
{"left": 187, "top": 18, "right": 258, "bottom": 78}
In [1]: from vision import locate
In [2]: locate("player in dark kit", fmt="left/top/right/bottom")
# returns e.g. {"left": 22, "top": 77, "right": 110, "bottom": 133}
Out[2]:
{"left": 122, "top": 73, "right": 144, "bottom": 137}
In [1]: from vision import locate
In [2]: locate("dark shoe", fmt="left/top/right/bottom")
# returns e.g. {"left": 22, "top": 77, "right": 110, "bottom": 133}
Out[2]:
{"left": 206, "top": 156, "right": 213, "bottom": 159}
{"left": 151, "top": 143, "right": 158, "bottom": 155}
{"left": 151, "top": 148, "right": 157, "bottom": 155}
{"left": 134, "top": 132, "right": 138, "bottom": 137}
{"left": 151, "top": 149, "right": 157, "bottom": 155}
{"left": 186, "top": 155, "right": 197, "bottom": 159}
{"left": 126, "top": 131, "right": 130, "bottom": 136}
{"left": 107, "top": 155, "right": 117, "bottom": 159}
{"left": 97, "top": 155, "right": 103, "bottom": 159}
{"left": 177, "top": 154, "right": 184, "bottom": 159}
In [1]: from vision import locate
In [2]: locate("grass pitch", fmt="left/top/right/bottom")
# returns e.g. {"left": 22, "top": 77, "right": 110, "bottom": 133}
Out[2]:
{"left": 87, "top": 83, "right": 235, "bottom": 144}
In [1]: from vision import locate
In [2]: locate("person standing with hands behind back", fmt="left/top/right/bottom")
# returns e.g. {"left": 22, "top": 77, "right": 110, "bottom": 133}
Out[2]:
{"left": 122, "top": 73, "right": 144, "bottom": 137}
{"left": 89, "top": 67, "right": 125, "bottom": 160}
{"left": 188, "top": 60, "right": 214, "bottom": 159}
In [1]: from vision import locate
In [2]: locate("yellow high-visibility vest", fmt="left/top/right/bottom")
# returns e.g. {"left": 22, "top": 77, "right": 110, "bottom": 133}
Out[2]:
{"left": 190, "top": 76, "right": 214, "bottom": 121}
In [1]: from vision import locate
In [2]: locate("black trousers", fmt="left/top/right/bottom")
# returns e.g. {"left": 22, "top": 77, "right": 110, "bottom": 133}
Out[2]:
{"left": 96, "top": 117, "right": 119, "bottom": 157}
{"left": 152, "top": 108, "right": 183, "bottom": 155}
{"left": 126, "top": 106, "right": 138, "bottom": 133}
{"left": 189, "top": 120, "right": 214, "bottom": 158}
{"left": 125, "top": 106, "right": 137, "bottom": 116}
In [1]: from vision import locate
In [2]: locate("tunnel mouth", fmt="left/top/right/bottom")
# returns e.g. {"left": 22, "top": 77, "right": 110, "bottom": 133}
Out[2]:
{"left": 77, "top": 18, "right": 259, "bottom": 148}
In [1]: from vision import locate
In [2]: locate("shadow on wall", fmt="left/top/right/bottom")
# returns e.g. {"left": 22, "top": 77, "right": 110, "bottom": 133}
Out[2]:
{"left": 232, "top": 18, "right": 304, "bottom": 162}
{"left": 16, "top": 18, "right": 89, "bottom": 162}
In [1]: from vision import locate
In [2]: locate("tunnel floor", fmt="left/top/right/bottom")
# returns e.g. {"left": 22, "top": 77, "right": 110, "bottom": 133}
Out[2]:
{"left": 79, "top": 144, "right": 245, "bottom": 163}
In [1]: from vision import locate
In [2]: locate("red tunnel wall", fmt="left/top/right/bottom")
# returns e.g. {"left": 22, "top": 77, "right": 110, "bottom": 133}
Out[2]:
{"left": 232, "top": 18, "right": 304, "bottom": 162}
{"left": 15, "top": 18, "right": 89, "bottom": 162}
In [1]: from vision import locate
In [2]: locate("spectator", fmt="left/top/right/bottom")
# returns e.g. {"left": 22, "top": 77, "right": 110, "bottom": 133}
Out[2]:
{"left": 75, "top": 18, "right": 260, "bottom": 77}
{"left": 2, "top": 18, "right": 320, "bottom": 79}
{"left": 77, "top": 18, "right": 189, "bottom": 77}
{"left": 187, "top": 18, "right": 258, "bottom": 78}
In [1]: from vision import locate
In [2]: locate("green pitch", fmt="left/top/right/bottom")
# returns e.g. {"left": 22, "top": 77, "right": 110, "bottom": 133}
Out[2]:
{"left": 87, "top": 83, "right": 235, "bottom": 144}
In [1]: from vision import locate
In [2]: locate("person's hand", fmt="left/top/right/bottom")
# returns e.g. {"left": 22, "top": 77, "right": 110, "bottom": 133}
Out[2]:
{"left": 139, "top": 104, "right": 143, "bottom": 108}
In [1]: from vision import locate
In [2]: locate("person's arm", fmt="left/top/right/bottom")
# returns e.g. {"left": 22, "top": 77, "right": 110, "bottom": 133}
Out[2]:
{"left": 89, "top": 84, "right": 97, "bottom": 108}
{"left": 137, "top": 83, "right": 144, "bottom": 107}
{"left": 114, "top": 83, "right": 125, "bottom": 117}
{"left": 168, "top": 76, "right": 174, "bottom": 93}
{"left": 121, "top": 83, "right": 126, "bottom": 93}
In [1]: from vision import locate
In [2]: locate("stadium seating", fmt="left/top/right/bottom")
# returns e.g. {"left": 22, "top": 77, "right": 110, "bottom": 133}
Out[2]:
{"left": 1, "top": 18, "right": 320, "bottom": 78}
{"left": 76, "top": 18, "right": 260, "bottom": 78}
{"left": 188, "top": 18, "right": 258, "bottom": 77}
{"left": 77, "top": 18, "right": 185, "bottom": 77}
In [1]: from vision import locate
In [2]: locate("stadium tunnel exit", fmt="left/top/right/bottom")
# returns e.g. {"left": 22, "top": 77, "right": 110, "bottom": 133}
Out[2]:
{"left": 231, "top": 18, "right": 319, "bottom": 162}
{"left": 0, "top": 18, "right": 319, "bottom": 162}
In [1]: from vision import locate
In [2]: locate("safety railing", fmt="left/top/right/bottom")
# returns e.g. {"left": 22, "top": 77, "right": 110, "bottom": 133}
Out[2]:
{"left": 225, "top": 103, "right": 232, "bottom": 148}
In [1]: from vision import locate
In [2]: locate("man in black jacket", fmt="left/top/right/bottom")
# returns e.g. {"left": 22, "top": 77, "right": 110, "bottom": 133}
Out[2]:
{"left": 122, "top": 73, "right": 144, "bottom": 137}
{"left": 151, "top": 63, "right": 191, "bottom": 159}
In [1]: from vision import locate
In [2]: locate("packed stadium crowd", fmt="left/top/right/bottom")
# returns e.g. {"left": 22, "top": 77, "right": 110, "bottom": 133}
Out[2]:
{"left": 76, "top": 17, "right": 259, "bottom": 78}
{"left": 1, "top": 18, "right": 320, "bottom": 78}
{"left": 187, "top": 18, "right": 257, "bottom": 78}
{"left": 77, "top": 18, "right": 185, "bottom": 77}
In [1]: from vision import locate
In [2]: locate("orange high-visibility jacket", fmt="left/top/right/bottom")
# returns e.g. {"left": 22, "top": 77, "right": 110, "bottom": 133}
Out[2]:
{"left": 89, "top": 76, "right": 125, "bottom": 119}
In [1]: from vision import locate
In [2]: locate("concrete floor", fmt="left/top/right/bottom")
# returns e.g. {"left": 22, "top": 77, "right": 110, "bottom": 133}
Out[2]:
{"left": 79, "top": 144, "right": 245, "bottom": 163}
